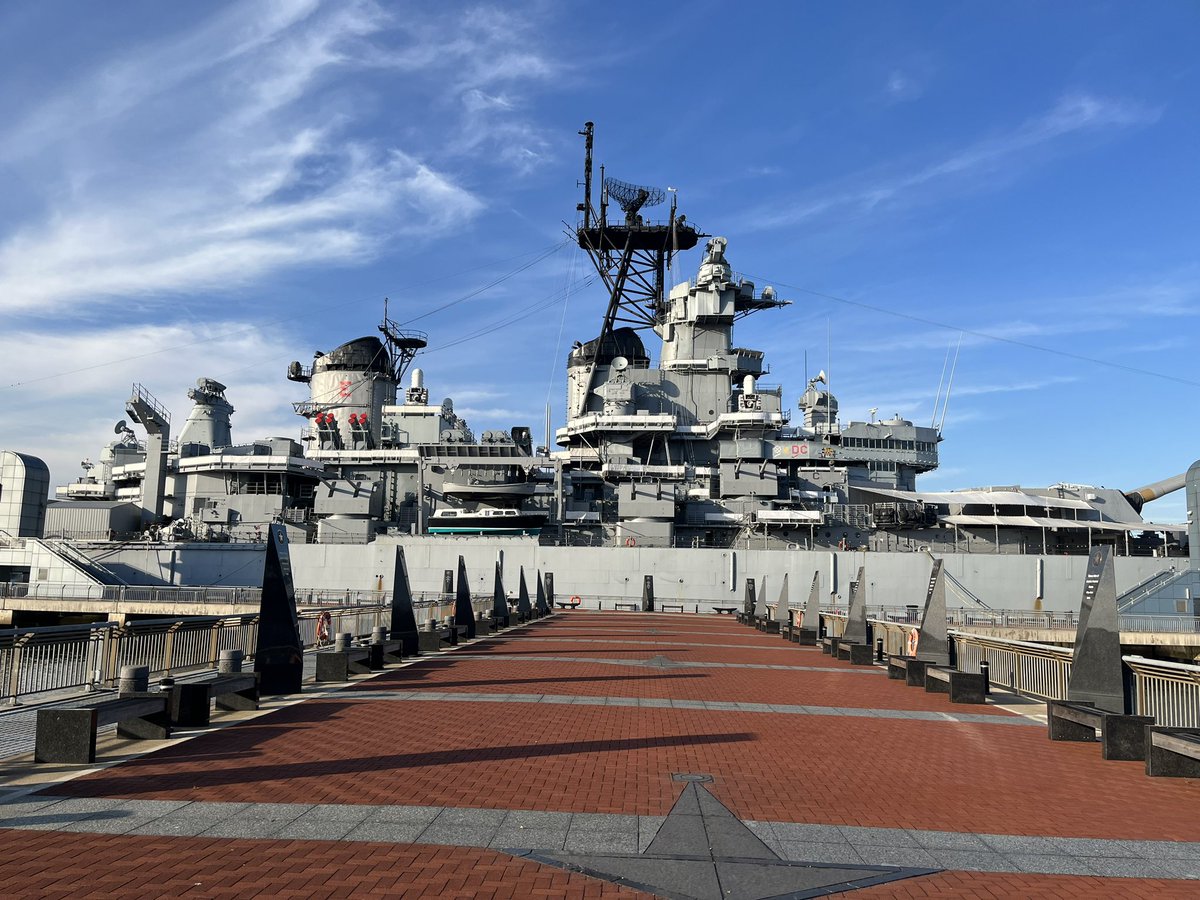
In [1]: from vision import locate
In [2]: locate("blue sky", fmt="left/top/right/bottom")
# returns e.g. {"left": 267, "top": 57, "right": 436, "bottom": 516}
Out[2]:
{"left": 1, "top": 1, "right": 1197, "bottom": 523}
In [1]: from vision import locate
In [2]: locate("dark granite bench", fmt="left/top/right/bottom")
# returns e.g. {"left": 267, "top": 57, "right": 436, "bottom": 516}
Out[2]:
{"left": 887, "top": 655, "right": 929, "bottom": 687}
{"left": 35, "top": 695, "right": 170, "bottom": 764}
{"left": 755, "top": 617, "right": 780, "bottom": 634}
{"left": 836, "top": 641, "right": 874, "bottom": 665}
{"left": 782, "top": 621, "right": 818, "bottom": 645}
{"left": 1047, "top": 700, "right": 1154, "bottom": 761}
{"left": 314, "top": 645, "right": 374, "bottom": 682}
{"left": 1144, "top": 726, "right": 1200, "bottom": 777}
{"left": 169, "top": 672, "right": 259, "bottom": 727}
{"left": 820, "top": 636, "right": 841, "bottom": 656}
{"left": 418, "top": 623, "right": 455, "bottom": 652}
{"left": 713, "top": 606, "right": 737, "bottom": 615}
{"left": 556, "top": 601, "right": 581, "bottom": 610}
{"left": 924, "top": 666, "right": 986, "bottom": 703}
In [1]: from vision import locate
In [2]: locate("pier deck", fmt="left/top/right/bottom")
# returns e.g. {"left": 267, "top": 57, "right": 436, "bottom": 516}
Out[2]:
{"left": 3, "top": 611, "right": 1200, "bottom": 897}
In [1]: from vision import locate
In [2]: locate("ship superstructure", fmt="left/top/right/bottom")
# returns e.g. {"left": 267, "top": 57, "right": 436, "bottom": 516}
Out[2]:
{"left": 29, "top": 123, "right": 1189, "bottom": 563}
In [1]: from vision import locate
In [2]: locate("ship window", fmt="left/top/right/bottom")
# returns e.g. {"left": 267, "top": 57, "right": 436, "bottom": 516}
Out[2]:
{"left": 442, "top": 511, "right": 457, "bottom": 517}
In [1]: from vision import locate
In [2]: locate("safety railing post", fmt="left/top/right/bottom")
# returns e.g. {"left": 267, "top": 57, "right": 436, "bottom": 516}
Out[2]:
{"left": 208, "top": 620, "right": 221, "bottom": 668}
{"left": 163, "top": 622, "right": 182, "bottom": 675}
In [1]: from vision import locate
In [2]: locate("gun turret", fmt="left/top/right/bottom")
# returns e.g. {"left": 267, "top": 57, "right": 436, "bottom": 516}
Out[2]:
{"left": 1124, "top": 473, "right": 1187, "bottom": 514}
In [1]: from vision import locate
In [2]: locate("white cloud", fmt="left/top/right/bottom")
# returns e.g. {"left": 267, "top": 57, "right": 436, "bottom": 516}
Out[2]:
{"left": 0, "top": 1, "right": 561, "bottom": 314}
{"left": 1, "top": 321, "right": 308, "bottom": 488}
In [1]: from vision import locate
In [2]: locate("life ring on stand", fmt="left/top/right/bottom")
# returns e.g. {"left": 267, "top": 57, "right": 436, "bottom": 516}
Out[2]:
{"left": 624, "top": 537, "right": 636, "bottom": 548}
{"left": 569, "top": 595, "right": 582, "bottom": 606}
{"left": 905, "top": 629, "right": 918, "bottom": 656}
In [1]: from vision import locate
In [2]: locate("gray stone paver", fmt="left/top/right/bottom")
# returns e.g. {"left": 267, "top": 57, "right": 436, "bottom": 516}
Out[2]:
{"left": 331, "top": 689, "right": 1036, "bottom": 727}
{"left": 1086, "top": 857, "right": 1180, "bottom": 878}
{"left": 908, "top": 829, "right": 991, "bottom": 851}
{"left": 1006, "top": 853, "right": 1098, "bottom": 876}
{"left": 776, "top": 841, "right": 866, "bottom": 865}
{"left": 923, "top": 849, "right": 1013, "bottom": 872}
{"left": 5, "top": 793, "right": 1184, "bottom": 879}
{"left": 343, "top": 821, "right": 428, "bottom": 844}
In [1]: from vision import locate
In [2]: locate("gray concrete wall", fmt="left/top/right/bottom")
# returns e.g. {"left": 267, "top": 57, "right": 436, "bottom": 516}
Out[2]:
{"left": 61, "top": 536, "right": 1177, "bottom": 613}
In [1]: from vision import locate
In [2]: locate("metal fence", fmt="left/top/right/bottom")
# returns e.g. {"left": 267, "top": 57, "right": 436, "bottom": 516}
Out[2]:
{"left": 0, "top": 605, "right": 382, "bottom": 705}
{"left": 794, "top": 603, "right": 1200, "bottom": 633}
{"left": 821, "top": 612, "right": 1200, "bottom": 727}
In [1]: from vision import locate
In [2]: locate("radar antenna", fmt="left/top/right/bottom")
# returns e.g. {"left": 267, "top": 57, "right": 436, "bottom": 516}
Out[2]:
{"left": 603, "top": 178, "right": 665, "bottom": 226}
{"left": 572, "top": 122, "right": 706, "bottom": 416}
{"left": 378, "top": 297, "right": 428, "bottom": 384}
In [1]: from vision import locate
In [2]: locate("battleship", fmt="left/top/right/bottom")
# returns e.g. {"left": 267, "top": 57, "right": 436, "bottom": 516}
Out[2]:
{"left": 1, "top": 123, "right": 1195, "bottom": 615}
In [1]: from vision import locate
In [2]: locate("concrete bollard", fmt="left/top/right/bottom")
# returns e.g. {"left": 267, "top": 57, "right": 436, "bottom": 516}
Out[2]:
{"left": 118, "top": 665, "right": 149, "bottom": 696}
{"left": 158, "top": 676, "right": 175, "bottom": 693}
{"left": 334, "top": 632, "right": 352, "bottom": 652}
{"left": 218, "top": 649, "right": 244, "bottom": 674}
{"left": 371, "top": 626, "right": 388, "bottom": 645}
{"left": 425, "top": 618, "right": 437, "bottom": 632}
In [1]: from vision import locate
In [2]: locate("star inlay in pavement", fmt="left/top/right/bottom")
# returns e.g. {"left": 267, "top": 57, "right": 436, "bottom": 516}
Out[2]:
{"left": 511, "top": 779, "right": 937, "bottom": 899}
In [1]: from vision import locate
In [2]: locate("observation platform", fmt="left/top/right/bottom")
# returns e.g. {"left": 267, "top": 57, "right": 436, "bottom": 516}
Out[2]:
{"left": 3, "top": 611, "right": 1200, "bottom": 897}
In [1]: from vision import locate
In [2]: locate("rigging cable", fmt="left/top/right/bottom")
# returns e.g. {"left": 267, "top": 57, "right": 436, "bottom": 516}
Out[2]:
{"left": 741, "top": 272, "right": 1200, "bottom": 389}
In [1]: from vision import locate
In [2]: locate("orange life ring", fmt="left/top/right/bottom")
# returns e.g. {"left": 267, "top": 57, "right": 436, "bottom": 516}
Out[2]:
{"left": 905, "top": 629, "right": 918, "bottom": 656}
{"left": 570, "top": 595, "right": 581, "bottom": 605}
{"left": 624, "top": 537, "right": 636, "bottom": 547}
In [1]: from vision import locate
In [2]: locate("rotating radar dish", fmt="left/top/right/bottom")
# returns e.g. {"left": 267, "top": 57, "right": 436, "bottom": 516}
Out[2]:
{"left": 604, "top": 177, "right": 665, "bottom": 225}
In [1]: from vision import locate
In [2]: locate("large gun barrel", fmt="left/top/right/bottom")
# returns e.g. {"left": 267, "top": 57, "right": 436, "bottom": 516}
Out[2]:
{"left": 1123, "top": 473, "right": 1187, "bottom": 514}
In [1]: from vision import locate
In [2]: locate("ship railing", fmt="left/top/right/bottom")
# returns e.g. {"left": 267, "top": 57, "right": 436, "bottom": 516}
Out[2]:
{"left": 1117, "top": 568, "right": 1181, "bottom": 613}
{"left": 0, "top": 604, "right": 389, "bottom": 706}
{"left": 129, "top": 382, "right": 172, "bottom": 424}
{"left": 822, "top": 612, "right": 1200, "bottom": 727}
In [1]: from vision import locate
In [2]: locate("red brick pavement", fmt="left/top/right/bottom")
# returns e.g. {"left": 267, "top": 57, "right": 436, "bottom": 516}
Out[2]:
{"left": 26, "top": 609, "right": 1200, "bottom": 897}
{"left": 855, "top": 871, "right": 1200, "bottom": 898}
{"left": 56, "top": 685, "right": 1200, "bottom": 838}
{"left": 0, "top": 830, "right": 650, "bottom": 899}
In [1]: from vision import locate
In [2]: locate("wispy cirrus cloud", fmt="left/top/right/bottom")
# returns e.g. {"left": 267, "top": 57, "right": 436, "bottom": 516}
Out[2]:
{"left": 0, "top": 1, "right": 560, "bottom": 314}
{"left": 742, "top": 93, "right": 1160, "bottom": 231}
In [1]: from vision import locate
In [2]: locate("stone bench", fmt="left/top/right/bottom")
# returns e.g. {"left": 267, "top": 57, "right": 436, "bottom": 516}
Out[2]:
{"left": 835, "top": 641, "right": 874, "bottom": 665}
{"left": 924, "top": 666, "right": 986, "bottom": 704}
{"left": 418, "top": 625, "right": 454, "bottom": 652}
{"left": 887, "top": 655, "right": 929, "bottom": 687}
{"left": 556, "top": 601, "right": 581, "bottom": 610}
{"left": 35, "top": 695, "right": 170, "bottom": 764}
{"left": 314, "top": 645, "right": 374, "bottom": 682}
{"left": 1145, "top": 726, "right": 1200, "bottom": 777}
{"left": 169, "top": 672, "right": 260, "bottom": 727}
{"left": 713, "top": 606, "right": 737, "bottom": 615}
{"left": 659, "top": 603, "right": 684, "bottom": 613}
{"left": 782, "top": 622, "right": 818, "bottom": 645}
{"left": 820, "top": 636, "right": 841, "bottom": 656}
{"left": 755, "top": 617, "right": 780, "bottom": 634}
{"left": 1047, "top": 700, "right": 1154, "bottom": 761}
